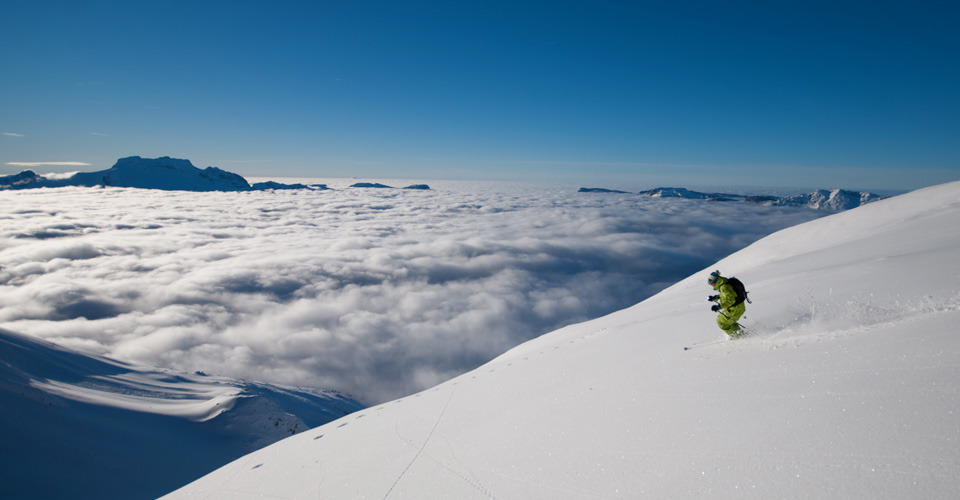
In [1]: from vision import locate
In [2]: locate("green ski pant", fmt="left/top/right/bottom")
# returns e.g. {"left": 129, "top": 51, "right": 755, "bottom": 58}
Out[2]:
{"left": 716, "top": 304, "right": 745, "bottom": 336}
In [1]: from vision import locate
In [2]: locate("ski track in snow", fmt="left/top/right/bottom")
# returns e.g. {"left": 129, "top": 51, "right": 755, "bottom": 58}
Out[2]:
{"left": 383, "top": 387, "right": 455, "bottom": 498}
{"left": 198, "top": 326, "right": 613, "bottom": 499}
{"left": 382, "top": 387, "right": 503, "bottom": 500}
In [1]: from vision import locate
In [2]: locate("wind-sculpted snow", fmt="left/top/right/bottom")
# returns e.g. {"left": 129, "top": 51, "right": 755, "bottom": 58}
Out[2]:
{"left": 0, "top": 181, "right": 824, "bottom": 403}
{"left": 0, "top": 327, "right": 362, "bottom": 500}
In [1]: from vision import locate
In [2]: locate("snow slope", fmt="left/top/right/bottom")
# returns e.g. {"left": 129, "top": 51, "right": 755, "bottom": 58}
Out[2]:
{"left": 0, "top": 329, "right": 363, "bottom": 499}
{"left": 163, "top": 180, "right": 960, "bottom": 499}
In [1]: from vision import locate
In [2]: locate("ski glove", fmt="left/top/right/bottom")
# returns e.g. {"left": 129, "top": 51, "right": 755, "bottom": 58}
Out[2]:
{"left": 711, "top": 304, "right": 720, "bottom": 312}
{"left": 708, "top": 295, "right": 719, "bottom": 302}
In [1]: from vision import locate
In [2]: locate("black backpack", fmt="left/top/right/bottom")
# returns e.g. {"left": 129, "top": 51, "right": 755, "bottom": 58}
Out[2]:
{"left": 727, "top": 277, "right": 751, "bottom": 306}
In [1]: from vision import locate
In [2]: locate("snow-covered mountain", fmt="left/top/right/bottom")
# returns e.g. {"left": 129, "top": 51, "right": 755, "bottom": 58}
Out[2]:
{"left": 638, "top": 186, "right": 885, "bottom": 210}
{"left": 163, "top": 180, "right": 960, "bottom": 499}
{"left": 0, "top": 170, "right": 44, "bottom": 188}
{"left": 0, "top": 156, "right": 313, "bottom": 192}
{"left": 640, "top": 186, "right": 742, "bottom": 201}
{"left": 0, "top": 328, "right": 363, "bottom": 499}
{"left": 745, "top": 188, "right": 886, "bottom": 210}
{"left": 0, "top": 157, "right": 434, "bottom": 193}
{"left": 577, "top": 187, "right": 630, "bottom": 193}
{"left": 350, "top": 182, "right": 433, "bottom": 189}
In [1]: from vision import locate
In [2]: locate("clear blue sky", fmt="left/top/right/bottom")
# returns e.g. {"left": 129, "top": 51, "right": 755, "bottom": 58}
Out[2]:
{"left": 2, "top": 0, "right": 958, "bottom": 190}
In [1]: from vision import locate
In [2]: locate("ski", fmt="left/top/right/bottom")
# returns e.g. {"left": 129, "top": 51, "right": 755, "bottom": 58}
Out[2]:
{"left": 683, "top": 338, "right": 728, "bottom": 350}
{"left": 683, "top": 323, "right": 765, "bottom": 350}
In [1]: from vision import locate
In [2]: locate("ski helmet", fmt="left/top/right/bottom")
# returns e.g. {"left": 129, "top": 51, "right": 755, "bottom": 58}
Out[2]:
{"left": 707, "top": 270, "right": 720, "bottom": 286}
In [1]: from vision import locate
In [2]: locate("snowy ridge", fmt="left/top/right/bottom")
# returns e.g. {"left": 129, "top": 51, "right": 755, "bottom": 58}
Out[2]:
{"left": 640, "top": 186, "right": 735, "bottom": 200}
{"left": 164, "top": 181, "right": 960, "bottom": 499}
{"left": 0, "top": 156, "right": 307, "bottom": 192}
{"left": 577, "top": 186, "right": 885, "bottom": 210}
{"left": 0, "top": 156, "right": 432, "bottom": 192}
{"left": 745, "top": 188, "right": 886, "bottom": 210}
{"left": 637, "top": 186, "right": 885, "bottom": 210}
{"left": 0, "top": 328, "right": 363, "bottom": 499}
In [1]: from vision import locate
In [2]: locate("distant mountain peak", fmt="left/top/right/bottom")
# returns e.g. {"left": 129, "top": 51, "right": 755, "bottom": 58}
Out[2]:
{"left": 0, "top": 156, "right": 309, "bottom": 192}
{"left": 0, "top": 169, "right": 43, "bottom": 189}
{"left": 629, "top": 186, "right": 886, "bottom": 210}
{"left": 87, "top": 156, "right": 252, "bottom": 191}
{"left": 1, "top": 156, "right": 430, "bottom": 193}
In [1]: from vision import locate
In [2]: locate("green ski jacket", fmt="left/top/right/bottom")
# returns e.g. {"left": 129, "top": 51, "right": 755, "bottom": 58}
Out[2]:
{"left": 713, "top": 276, "right": 746, "bottom": 316}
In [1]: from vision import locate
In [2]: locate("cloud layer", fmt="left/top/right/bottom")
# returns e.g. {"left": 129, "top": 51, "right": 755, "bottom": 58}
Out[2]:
{"left": 0, "top": 182, "right": 824, "bottom": 403}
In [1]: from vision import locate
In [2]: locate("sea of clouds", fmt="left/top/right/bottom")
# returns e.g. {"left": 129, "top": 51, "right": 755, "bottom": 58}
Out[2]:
{"left": 0, "top": 180, "right": 825, "bottom": 404}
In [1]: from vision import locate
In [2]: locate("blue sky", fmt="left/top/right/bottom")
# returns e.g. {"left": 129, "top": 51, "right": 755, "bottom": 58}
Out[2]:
{"left": 1, "top": 0, "right": 958, "bottom": 190}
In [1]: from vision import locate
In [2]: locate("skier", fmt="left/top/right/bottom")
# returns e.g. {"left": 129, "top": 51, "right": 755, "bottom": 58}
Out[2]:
{"left": 707, "top": 270, "right": 746, "bottom": 337}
